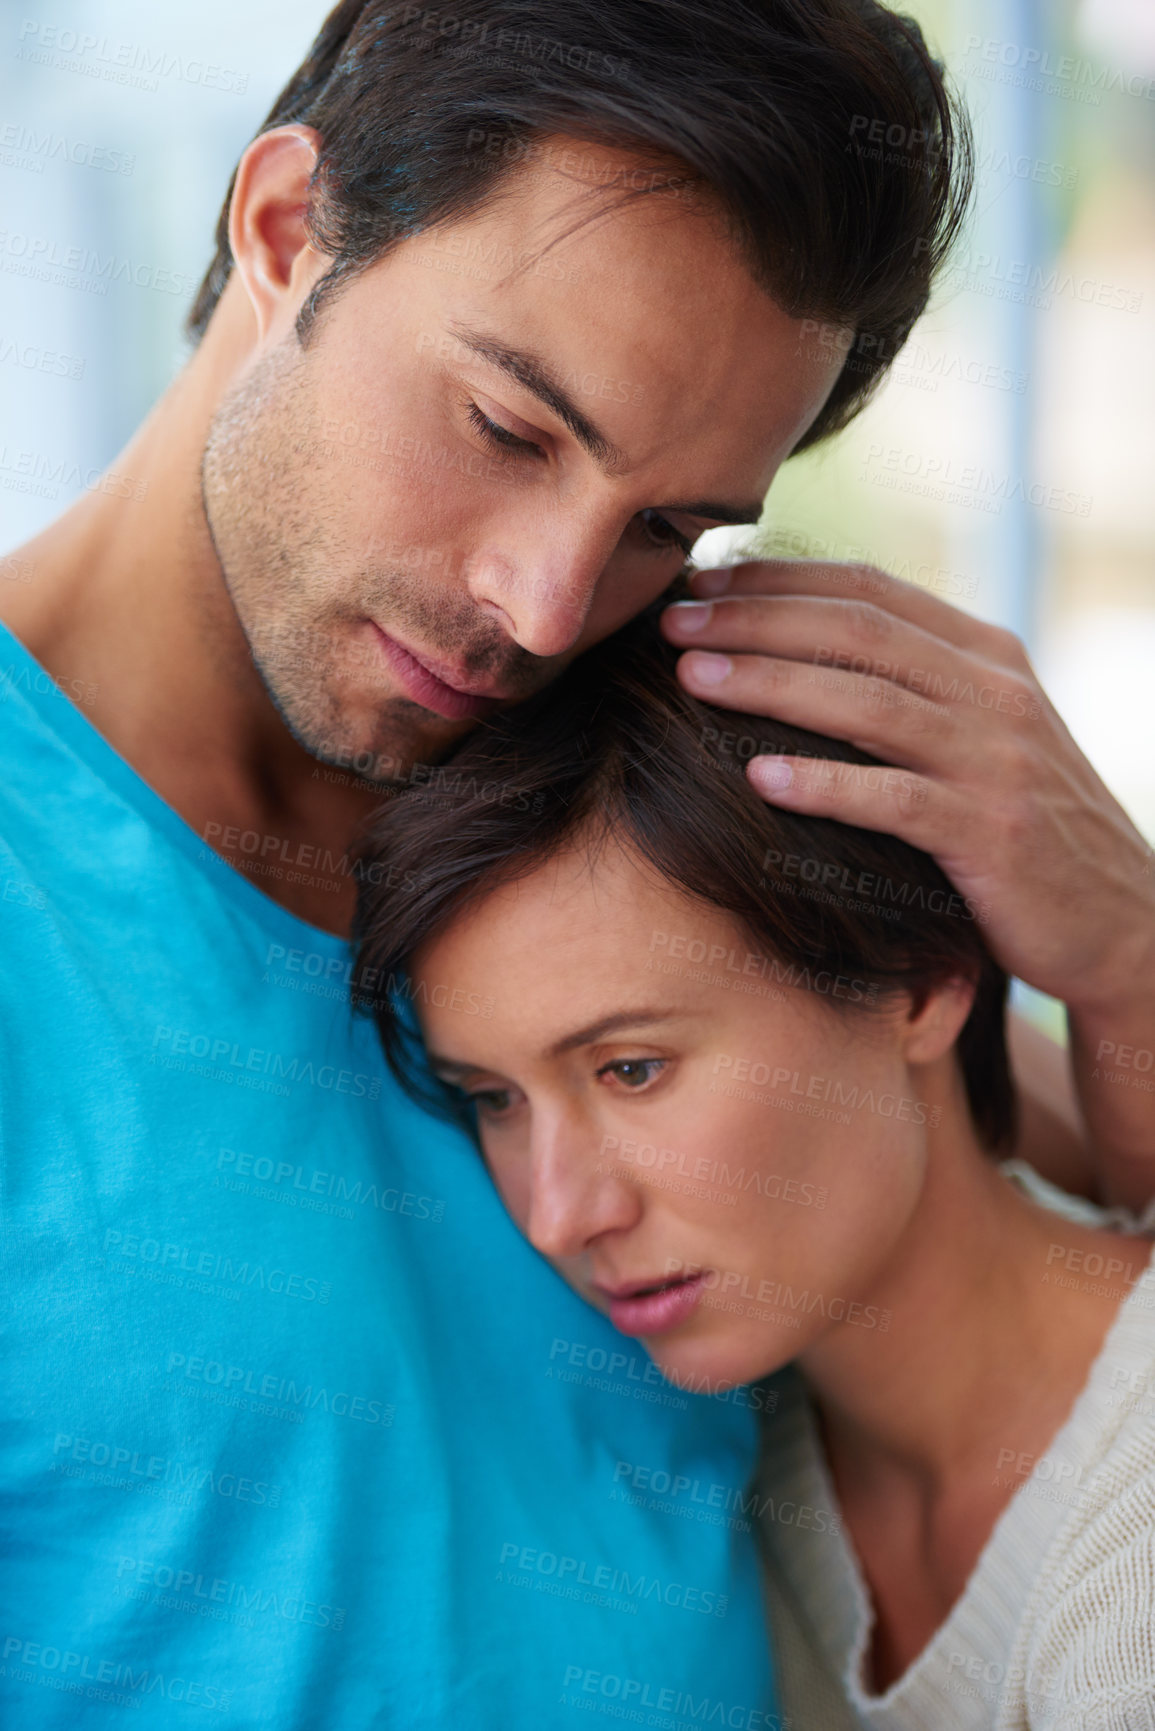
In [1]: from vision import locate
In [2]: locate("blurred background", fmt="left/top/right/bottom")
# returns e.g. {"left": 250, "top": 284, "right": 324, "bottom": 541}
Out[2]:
{"left": 2, "top": 0, "right": 1152, "bottom": 1032}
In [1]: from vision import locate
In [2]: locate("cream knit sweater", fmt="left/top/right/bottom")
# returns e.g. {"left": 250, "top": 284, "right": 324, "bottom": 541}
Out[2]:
{"left": 757, "top": 1217, "right": 1155, "bottom": 1730}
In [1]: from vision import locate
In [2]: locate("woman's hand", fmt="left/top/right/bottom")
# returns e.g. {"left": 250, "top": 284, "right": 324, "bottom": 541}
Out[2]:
{"left": 662, "top": 559, "right": 1155, "bottom": 1204}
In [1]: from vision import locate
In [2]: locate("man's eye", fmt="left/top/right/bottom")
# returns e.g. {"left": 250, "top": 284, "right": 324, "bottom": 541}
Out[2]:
{"left": 638, "top": 509, "right": 694, "bottom": 557}
{"left": 597, "top": 1058, "right": 666, "bottom": 1091}
{"left": 467, "top": 402, "right": 542, "bottom": 458}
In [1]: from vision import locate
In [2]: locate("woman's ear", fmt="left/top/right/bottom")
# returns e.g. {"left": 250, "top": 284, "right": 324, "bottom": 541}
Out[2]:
{"left": 901, "top": 974, "right": 978, "bottom": 1066}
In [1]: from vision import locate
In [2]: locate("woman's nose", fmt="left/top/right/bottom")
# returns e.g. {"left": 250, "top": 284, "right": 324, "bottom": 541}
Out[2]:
{"left": 524, "top": 1123, "right": 643, "bottom": 1259}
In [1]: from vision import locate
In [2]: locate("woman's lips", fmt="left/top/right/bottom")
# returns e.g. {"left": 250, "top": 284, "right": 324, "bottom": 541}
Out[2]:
{"left": 368, "top": 624, "right": 501, "bottom": 723}
{"left": 606, "top": 1273, "right": 705, "bottom": 1337}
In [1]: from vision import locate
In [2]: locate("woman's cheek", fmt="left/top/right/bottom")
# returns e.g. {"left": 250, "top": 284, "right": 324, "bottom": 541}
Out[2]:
{"left": 481, "top": 1137, "right": 533, "bottom": 1229}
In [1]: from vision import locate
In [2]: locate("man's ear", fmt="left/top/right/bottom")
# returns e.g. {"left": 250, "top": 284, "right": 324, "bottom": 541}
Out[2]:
{"left": 901, "top": 975, "right": 978, "bottom": 1067}
{"left": 227, "top": 125, "right": 329, "bottom": 344}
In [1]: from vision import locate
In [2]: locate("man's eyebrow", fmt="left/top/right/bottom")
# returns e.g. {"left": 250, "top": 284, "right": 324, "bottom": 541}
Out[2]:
{"left": 660, "top": 497, "right": 764, "bottom": 527}
{"left": 447, "top": 323, "right": 763, "bottom": 525}
{"left": 449, "top": 322, "right": 625, "bottom": 469}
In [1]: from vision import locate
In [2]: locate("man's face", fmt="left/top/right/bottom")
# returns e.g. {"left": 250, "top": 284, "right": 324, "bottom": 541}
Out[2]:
{"left": 201, "top": 138, "right": 844, "bottom": 779}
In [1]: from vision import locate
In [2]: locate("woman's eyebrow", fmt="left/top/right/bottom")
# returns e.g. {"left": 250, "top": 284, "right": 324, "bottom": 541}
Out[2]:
{"left": 428, "top": 1009, "right": 697, "bottom": 1076}
{"left": 426, "top": 1053, "right": 472, "bottom": 1078}
{"left": 546, "top": 1009, "right": 684, "bottom": 1057}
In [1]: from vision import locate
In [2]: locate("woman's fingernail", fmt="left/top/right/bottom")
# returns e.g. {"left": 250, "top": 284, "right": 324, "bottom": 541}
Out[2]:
{"left": 749, "top": 756, "right": 793, "bottom": 793}
{"left": 685, "top": 651, "right": 732, "bottom": 685}
{"left": 665, "top": 601, "right": 713, "bottom": 633}
{"left": 690, "top": 566, "right": 734, "bottom": 598}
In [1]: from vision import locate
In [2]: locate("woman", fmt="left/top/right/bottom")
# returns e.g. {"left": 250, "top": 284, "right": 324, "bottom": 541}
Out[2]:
{"left": 353, "top": 613, "right": 1155, "bottom": 1727}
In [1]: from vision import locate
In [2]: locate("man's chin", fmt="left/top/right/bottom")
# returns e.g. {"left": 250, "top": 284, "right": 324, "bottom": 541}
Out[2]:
{"left": 302, "top": 695, "right": 473, "bottom": 788}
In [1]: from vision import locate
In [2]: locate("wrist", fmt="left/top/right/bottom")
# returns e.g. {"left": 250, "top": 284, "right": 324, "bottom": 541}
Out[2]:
{"left": 1065, "top": 903, "right": 1155, "bottom": 1027}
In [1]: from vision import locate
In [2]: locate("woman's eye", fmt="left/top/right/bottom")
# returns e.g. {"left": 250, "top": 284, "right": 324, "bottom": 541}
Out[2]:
{"left": 598, "top": 1058, "right": 666, "bottom": 1091}
{"left": 468, "top": 1086, "right": 515, "bottom": 1115}
{"left": 638, "top": 509, "right": 694, "bottom": 557}
{"left": 467, "top": 402, "right": 542, "bottom": 458}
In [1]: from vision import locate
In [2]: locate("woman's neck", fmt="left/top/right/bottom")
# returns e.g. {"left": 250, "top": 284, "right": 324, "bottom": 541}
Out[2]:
{"left": 795, "top": 1066, "right": 1138, "bottom": 1685}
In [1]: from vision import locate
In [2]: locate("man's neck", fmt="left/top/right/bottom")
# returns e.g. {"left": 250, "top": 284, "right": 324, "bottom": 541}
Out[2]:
{"left": 1, "top": 311, "right": 382, "bottom": 937}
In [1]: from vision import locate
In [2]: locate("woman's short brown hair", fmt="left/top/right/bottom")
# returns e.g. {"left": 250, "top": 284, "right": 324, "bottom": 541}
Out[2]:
{"left": 353, "top": 609, "right": 1014, "bottom": 1148}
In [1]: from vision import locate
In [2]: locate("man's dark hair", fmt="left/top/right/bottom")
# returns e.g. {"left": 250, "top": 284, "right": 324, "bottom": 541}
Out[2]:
{"left": 188, "top": 0, "right": 972, "bottom": 450}
{"left": 353, "top": 611, "right": 1015, "bottom": 1149}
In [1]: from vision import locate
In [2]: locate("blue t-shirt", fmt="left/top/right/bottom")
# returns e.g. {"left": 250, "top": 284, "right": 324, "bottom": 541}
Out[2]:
{"left": 0, "top": 622, "right": 778, "bottom": 1729}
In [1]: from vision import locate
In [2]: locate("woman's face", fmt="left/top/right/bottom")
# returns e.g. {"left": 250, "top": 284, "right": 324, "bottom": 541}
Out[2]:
{"left": 414, "top": 839, "right": 953, "bottom": 1392}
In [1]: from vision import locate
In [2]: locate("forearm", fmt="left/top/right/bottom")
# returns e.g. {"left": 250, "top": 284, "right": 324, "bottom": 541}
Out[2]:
{"left": 1007, "top": 1014, "right": 1096, "bottom": 1198}
{"left": 1067, "top": 983, "right": 1155, "bottom": 1213}
{"left": 1010, "top": 965, "right": 1155, "bottom": 1213}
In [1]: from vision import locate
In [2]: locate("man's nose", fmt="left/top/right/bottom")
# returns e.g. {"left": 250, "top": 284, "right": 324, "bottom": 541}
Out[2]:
{"left": 465, "top": 514, "right": 619, "bottom": 660}
{"left": 525, "top": 1121, "right": 642, "bottom": 1261}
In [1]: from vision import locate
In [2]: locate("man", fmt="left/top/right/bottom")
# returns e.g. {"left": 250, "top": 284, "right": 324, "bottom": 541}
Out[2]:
{"left": 1, "top": 1, "right": 1151, "bottom": 1726}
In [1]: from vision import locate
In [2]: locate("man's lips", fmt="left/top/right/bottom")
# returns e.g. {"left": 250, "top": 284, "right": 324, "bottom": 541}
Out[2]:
{"left": 367, "top": 623, "right": 515, "bottom": 722}
{"left": 595, "top": 1272, "right": 706, "bottom": 1338}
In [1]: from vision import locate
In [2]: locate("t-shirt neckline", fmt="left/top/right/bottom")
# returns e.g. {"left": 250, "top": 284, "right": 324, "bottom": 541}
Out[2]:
{"left": 1, "top": 616, "right": 351, "bottom": 954}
